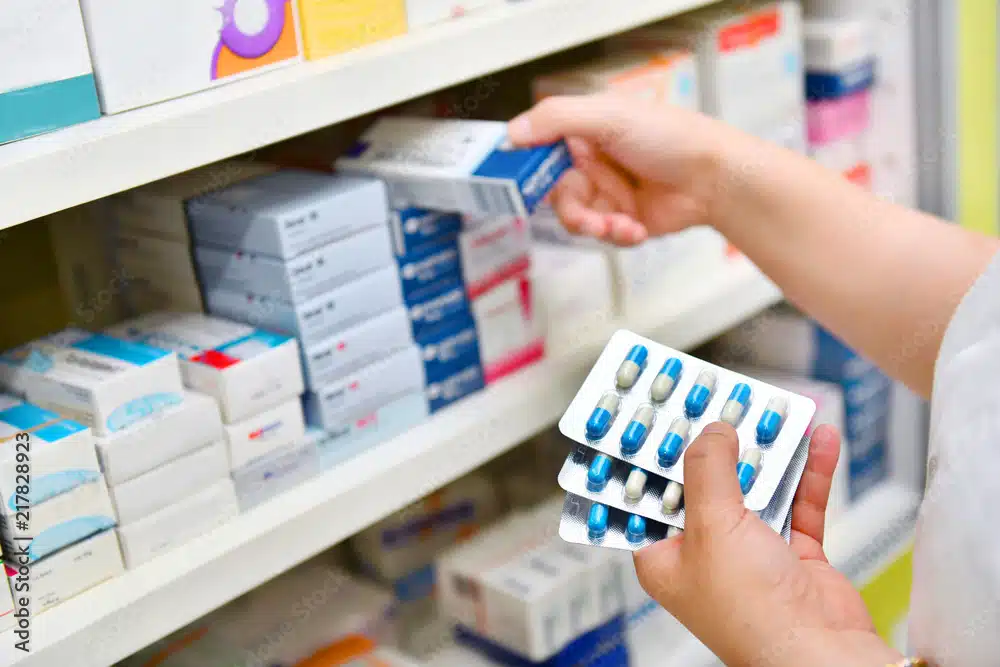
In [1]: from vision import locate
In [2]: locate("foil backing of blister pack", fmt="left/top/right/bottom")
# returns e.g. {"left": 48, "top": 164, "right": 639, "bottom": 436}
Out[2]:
{"left": 558, "top": 330, "right": 816, "bottom": 512}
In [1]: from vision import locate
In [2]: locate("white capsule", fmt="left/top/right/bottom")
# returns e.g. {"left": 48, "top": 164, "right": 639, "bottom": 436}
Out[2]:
{"left": 623, "top": 468, "right": 648, "bottom": 504}
{"left": 667, "top": 525, "right": 684, "bottom": 538}
{"left": 661, "top": 481, "right": 684, "bottom": 514}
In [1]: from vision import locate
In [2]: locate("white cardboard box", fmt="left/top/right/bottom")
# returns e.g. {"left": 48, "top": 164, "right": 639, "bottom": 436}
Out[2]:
{"left": 108, "top": 312, "right": 304, "bottom": 424}
{"left": 459, "top": 215, "right": 531, "bottom": 299}
{"left": 224, "top": 399, "right": 306, "bottom": 470}
{"left": 95, "top": 391, "right": 223, "bottom": 486}
{"left": 471, "top": 274, "right": 544, "bottom": 384}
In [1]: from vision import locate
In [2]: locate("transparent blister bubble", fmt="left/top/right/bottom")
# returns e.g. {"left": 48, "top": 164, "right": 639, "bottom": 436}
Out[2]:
{"left": 558, "top": 330, "right": 817, "bottom": 512}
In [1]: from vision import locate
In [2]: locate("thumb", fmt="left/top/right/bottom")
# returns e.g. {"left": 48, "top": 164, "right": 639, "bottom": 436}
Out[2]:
{"left": 508, "top": 93, "right": 629, "bottom": 148}
{"left": 682, "top": 422, "right": 747, "bottom": 536}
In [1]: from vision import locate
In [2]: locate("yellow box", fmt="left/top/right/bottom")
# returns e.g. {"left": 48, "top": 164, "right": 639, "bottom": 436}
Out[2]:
{"left": 298, "top": 0, "right": 408, "bottom": 60}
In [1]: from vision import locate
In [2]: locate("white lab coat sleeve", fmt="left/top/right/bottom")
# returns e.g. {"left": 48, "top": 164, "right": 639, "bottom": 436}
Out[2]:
{"left": 908, "top": 250, "right": 1000, "bottom": 667}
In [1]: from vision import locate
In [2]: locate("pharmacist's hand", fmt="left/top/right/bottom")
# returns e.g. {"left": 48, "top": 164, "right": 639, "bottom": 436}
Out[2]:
{"left": 633, "top": 423, "right": 903, "bottom": 667}
{"left": 508, "top": 94, "right": 739, "bottom": 246}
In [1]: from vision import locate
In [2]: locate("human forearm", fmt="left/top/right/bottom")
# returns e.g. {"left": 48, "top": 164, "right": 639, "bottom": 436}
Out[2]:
{"left": 711, "top": 133, "right": 1000, "bottom": 398}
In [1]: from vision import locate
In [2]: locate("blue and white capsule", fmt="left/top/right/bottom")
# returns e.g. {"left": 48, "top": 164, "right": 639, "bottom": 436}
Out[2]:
{"left": 626, "top": 515, "right": 647, "bottom": 544}
{"left": 661, "top": 481, "right": 684, "bottom": 514}
{"left": 586, "top": 392, "right": 621, "bottom": 440}
{"left": 684, "top": 369, "right": 718, "bottom": 419}
{"left": 755, "top": 396, "right": 789, "bottom": 445}
{"left": 616, "top": 345, "right": 649, "bottom": 390}
{"left": 623, "top": 467, "right": 648, "bottom": 504}
{"left": 649, "top": 358, "right": 684, "bottom": 403}
{"left": 587, "top": 503, "right": 610, "bottom": 541}
{"left": 587, "top": 454, "right": 614, "bottom": 492}
{"left": 657, "top": 417, "right": 691, "bottom": 468}
{"left": 620, "top": 404, "right": 655, "bottom": 455}
{"left": 720, "top": 383, "right": 753, "bottom": 426}
{"left": 737, "top": 447, "right": 763, "bottom": 495}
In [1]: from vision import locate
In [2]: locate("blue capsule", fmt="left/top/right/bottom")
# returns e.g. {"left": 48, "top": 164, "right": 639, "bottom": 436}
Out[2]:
{"left": 620, "top": 404, "right": 655, "bottom": 455}
{"left": 684, "top": 369, "right": 718, "bottom": 419}
{"left": 588, "top": 503, "right": 609, "bottom": 541}
{"left": 587, "top": 455, "right": 613, "bottom": 492}
{"left": 649, "top": 357, "right": 683, "bottom": 403}
{"left": 616, "top": 345, "right": 648, "bottom": 390}
{"left": 626, "top": 515, "right": 647, "bottom": 544}
{"left": 720, "top": 383, "right": 753, "bottom": 426}
{"left": 657, "top": 416, "right": 691, "bottom": 468}
{"left": 737, "top": 448, "right": 763, "bottom": 495}
{"left": 756, "top": 396, "right": 789, "bottom": 445}
{"left": 586, "top": 392, "right": 620, "bottom": 440}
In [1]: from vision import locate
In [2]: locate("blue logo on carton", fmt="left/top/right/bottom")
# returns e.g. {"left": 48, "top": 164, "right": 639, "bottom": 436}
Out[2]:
{"left": 8, "top": 470, "right": 100, "bottom": 509}
{"left": 474, "top": 140, "right": 573, "bottom": 214}
{"left": 106, "top": 392, "right": 183, "bottom": 432}
{"left": 71, "top": 333, "right": 173, "bottom": 366}
{"left": 25, "top": 515, "right": 116, "bottom": 562}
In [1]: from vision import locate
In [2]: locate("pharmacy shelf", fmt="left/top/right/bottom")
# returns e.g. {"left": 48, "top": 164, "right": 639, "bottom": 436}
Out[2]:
{"left": 0, "top": 0, "right": 719, "bottom": 232}
{"left": 0, "top": 257, "right": 779, "bottom": 667}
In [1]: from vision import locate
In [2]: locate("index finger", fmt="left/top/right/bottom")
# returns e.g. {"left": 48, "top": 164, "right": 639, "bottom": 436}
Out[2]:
{"left": 508, "top": 94, "right": 629, "bottom": 148}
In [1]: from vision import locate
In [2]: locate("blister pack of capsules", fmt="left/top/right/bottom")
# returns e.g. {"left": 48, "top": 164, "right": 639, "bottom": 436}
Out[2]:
{"left": 556, "top": 330, "right": 816, "bottom": 551}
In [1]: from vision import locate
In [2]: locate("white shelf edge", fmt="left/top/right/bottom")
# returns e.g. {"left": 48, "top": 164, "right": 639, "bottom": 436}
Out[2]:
{"left": 0, "top": 258, "right": 778, "bottom": 667}
{"left": 0, "top": 0, "right": 719, "bottom": 231}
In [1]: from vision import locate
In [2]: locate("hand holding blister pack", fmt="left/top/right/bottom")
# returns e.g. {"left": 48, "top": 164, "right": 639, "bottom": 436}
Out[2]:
{"left": 556, "top": 330, "right": 816, "bottom": 551}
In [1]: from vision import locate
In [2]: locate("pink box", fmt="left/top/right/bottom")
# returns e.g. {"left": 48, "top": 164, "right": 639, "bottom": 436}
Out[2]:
{"left": 807, "top": 89, "right": 871, "bottom": 146}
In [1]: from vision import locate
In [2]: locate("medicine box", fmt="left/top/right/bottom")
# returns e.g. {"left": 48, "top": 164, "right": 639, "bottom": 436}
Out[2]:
{"left": 231, "top": 439, "right": 319, "bottom": 511}
{"left": 532, "top": 243, "right": 614, "bottom": 349}
{"left": 8, "top": 528, "right": 124, "bottom": 615}
{"left": 408, "top": 283, "right": 472, "bottom": 342}
{"left": 405, "top": 0, "right": 502, "bottom": 29}
{"left": 471, "top": 273, "right": 544, "bottom": 384}
{"left": 109, "top": 439, "right": 229, "bottom": 526}
{"left": 459, "top": 215, "right": 531, "bottom": 299}
{"left": 95, "top": 391, "right": 222, "bottom": 486}
{"left": 390, "top": 208, "right": 463, "bottom": 258}
{"left": 107, "top": 312, "right": 303, "bottom": 424}
{"left": 297, "top": 0, "right": 407, "bottom": 60}
{"left": 78, "top": 0, "right": 303, "bottom": 113}
{"left": 117, "top": 478, "right": 239, "bottom": 569}
{"left": 112, "top": 234, "right": 205, "bottom": 315}
{"left": 0, "top": 329, "right": 92, "bottom": 399}
{"left": 1, "top": 478, "right": 116, "bottom": 562}
{"left": 533, "top": 49, "right": 699, "bottom": 110}
{"left": 186, "top": 170, "right": 389, "bottom": 259}
{"left": 205, "top": 265, "right": 404, "bottom": 349}
{"left": 311, "top": 391, "right": 430, "bottom": 470}
{"left": 104, "top": 161, "right": 278, "bottom": 245}
{"left": 419, "top": 318, "right": 481, "bottom": 383}
{"left": 304, "top": 346, "right": 426, "bottom": 431}
{"left": 194, "top": 224, "right": 394, "bottom": 303}
{"left": 804, "top": 18, "right": 875, "bottom": 101}
{"left": 0, "top": 330, "right": 185, "bottom": 437}
{"left": 0, "top": 0, "right": 101, "bottom": 144}
{"left": 336, "top": 117, "right": 572, "bottom": 217}
{"left": 426, "top": 361, "right": 485, "bottom": 413}
{"left": 225, "top": 398, "right": 306, "bottom": 470}
{"left": 397, "top": 242, "right": 464, "bottom": 306}
{"left": 301, "top": 307, "right": 414, "bottom": 390}
{"left": 0, "top": 397, "right": 99, "bottom": 519}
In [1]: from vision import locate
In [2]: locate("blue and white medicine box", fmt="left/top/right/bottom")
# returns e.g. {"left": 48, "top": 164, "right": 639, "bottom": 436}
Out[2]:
{"left": 107, "top": 312, "right": 304, "bottom": 425}
{"left": 0, "top": 0, "right": 101, "bottom": 144}
{"left": 391, "top": 208, "right": 463, "bottom": 258}
{"left": 396, "top": 240, "right": 464, "bottom": 306}
{"left": 419, "top": 318, "right": 481, "bottom": 384}
{"left": 0, "top": 331, "right": 184, "bottom": 437}
{"left": 0, "top": 395, "right": 100, "bottom": 520}
{"left": 337, "top": 117, "right": 572, "bottom": 217}
{"left": 408, "top": 283, "right": 473, "bottom": 343}
{"left": 186, "top": 170, "right": 389, "bottom": 259}
{"left": 426, "top": 361, "right": 485, "bottom": 414}
{"left": 804, "top": 18, "right": 876, "bottom": 101}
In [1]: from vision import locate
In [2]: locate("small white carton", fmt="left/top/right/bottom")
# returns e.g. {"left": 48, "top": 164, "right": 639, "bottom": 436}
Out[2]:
{"left": 0, "top": 330, "right": 185, "bottom": 437}
{"left": 231, "top": 439, "right": 319, "bottom": 511}
{"left": 95, "top": 391, "right": 224, "bottom": 486}
{"left": 116, "top": 478, "right": 238, "bottom": 569}
{"left": 471, "top": 274, "right": 544, "bottom": 384}
{"left": 459, "top": 215, "right": 531, "bottom": 299}
{"left": 186, "top": 170, "right": 389, "bottom": 259}
{"left": 109, "top": 440, "right": 230, "bottom": 526}
{"left": 224, "top": 399, "right": 306, "bottom": 470}
{"left": 194, "top": 224, "right": 394, "bottom": 303}
{"left": 108, "top": 312, "right": 304, "bottom": 424}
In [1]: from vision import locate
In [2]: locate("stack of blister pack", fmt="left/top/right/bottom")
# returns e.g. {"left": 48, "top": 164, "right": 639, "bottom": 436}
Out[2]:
{"left": 555, "top": 330, "right": 818, "bottom": 551}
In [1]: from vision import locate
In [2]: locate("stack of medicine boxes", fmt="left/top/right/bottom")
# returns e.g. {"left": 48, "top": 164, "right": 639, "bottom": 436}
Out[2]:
{"left": 106, "top": 312, "right": 309, "bottom": 514}
{"left": 803, "top": 14, "right": 876, "bottom": 186}
{"left": 182, "top": 170, "right": 432, "bottom": 464}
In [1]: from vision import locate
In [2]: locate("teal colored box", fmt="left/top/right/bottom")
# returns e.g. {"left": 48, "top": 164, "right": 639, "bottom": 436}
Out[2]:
{"left": 0, "top": 75, "right": 101, "bottom": 145}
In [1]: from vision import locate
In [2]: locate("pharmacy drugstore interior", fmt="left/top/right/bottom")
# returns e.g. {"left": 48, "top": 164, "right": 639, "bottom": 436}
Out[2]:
{"left": 0, "top": 1, "right": 992, "bottom": 665}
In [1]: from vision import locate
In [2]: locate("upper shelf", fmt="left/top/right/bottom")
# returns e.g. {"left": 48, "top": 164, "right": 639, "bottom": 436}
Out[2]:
{"left": 0, "top": 0, "right": 717, "bottom": 231}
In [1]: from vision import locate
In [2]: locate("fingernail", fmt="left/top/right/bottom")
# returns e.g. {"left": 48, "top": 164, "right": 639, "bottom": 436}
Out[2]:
{"left": 701, "top": 422, "right": 732, "bottom": 436}
{"left": 508, "top": 115, "right": 532, "bottom": 142}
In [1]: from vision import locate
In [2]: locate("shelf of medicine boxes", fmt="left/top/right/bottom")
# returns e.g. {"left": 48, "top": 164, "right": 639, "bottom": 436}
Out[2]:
{"left": 0, "top": 0, "right": 720, "bottom": 232}
{"left": 0, "top": 256, "right": 780, "bottom": 667}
